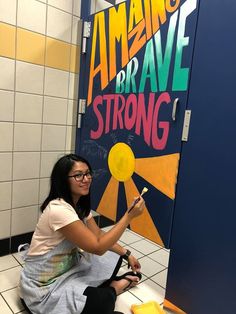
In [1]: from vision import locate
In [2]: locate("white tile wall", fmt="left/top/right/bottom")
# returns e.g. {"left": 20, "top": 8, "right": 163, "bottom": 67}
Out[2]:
{"left": 0, "top": 210, "right": 11, "bottom": 238}
{"left": 17, "top": 0, "right": 47, "bottom": 35}
{"left": 13, "top": 152, "right": 40, "bottom": 180}
{"left": 0, "top": 57, "right": 15, "bottom": 91}
{"left": 0, "top": 123, "right": 13, "bottom": 151}
{"left": 47, "top": 6, "right": 72, "bottom": 42}
{"left": 42, "top": 125, "right": 67, "bottom": 151}
{"left": 0, "top": 90, "right": 14, "bottom": 121}
{"left": 40, "top": 151, "right": 64, "bottom": 177}
{"left": 0, "top": 0, "right": 82, "bottom": 250}
{"left": 16, "top": 61, "right": 44, "bottom": 94}
{"left": 0, "top": 182, "right": 12, "bottom": 211}
{"left": 43, "top": 96, "right": 68, "bottom": 124}
{"left": 69, "top": 72, "right": 79, "bottom": 100}
{"left": 0, "top": 0, "right": 17, "bottom": 25}
{"left": 67, "top": 100, "right": 77, "bottom": 125}
{"left": 73, "top": 0, "right": 81, "bottom": 17}
{"left": 0, "top": 153, "right": 12, "bottom": 181}
{"left": 72, "top": 16, "right": 81, "bottom": 45}
{"left": 11, "top": 205, "right": 38, "bottom": 236}
{"left": 66, "top": 125, "right": 76, "bottom": 151}
{"left": 15, "top": 93, "right": 43, "bottom": 123}
{"left": 12, "top": 179, "right": 39, "bottom": 208}
{"left": 44, "top": 67, "right": 69, "bottom": 98}
{"left": 39, "top": 178, "right": 50, "bottom": 204}
{"left": 14, "top": 123, "right": 42, "bottom": 151}
{"left": 48, "top": 0, "right": 73, "bottom": 14}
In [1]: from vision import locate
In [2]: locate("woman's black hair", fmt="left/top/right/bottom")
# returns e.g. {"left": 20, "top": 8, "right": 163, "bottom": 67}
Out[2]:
{"left": 40, "top": 154, "right": 92, "bottom": 219}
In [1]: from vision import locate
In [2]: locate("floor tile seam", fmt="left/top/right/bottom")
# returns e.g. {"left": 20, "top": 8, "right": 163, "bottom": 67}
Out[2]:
{"left": 146, "top": 276, "right": 166, "bottom": 291}
{"left": 0, "top": 264, "right": 23, "bottom": 274}
{"left": 149, "top": 272, "right": 168, "bottom": 289}
{"left": 138, "top": 255, "right": 168, "bottom": 268}
{"left": 1, "top": 291, "right": 16, "bottom": 313}
{"left": 121, "top": 238, "right": 145, "bottom": 246}
{"left": 0, "top": 284, "right": 19, "bottom": 294}
{"left": 138, "top": 265, "right": 167, "bottom": 280}
{"left": 146, "top": 253, "right": 169, "bottom": 268}
{"left": 12, "top": 254, "right": 25, "bottom": 266}
{"left": 127, "top": 246, "right": 160, "bottom": 256}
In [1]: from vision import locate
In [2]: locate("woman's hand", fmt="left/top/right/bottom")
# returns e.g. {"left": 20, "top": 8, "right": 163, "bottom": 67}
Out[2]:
{"left": 127, "top": 254, "right": 141, "bottom": 273}
{"left": 127, "top": 196, "right": 145, "bottom": 219}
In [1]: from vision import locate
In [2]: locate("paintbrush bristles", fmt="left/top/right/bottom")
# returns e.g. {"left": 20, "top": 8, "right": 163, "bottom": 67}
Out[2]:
{"left": 141, "top": 187, "right": 148, "bottom": 196}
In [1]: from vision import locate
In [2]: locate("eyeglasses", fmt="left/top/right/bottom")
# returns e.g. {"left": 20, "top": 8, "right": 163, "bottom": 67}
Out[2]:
{"left": 68, "top": 171, "right": 93, "bottom": 182}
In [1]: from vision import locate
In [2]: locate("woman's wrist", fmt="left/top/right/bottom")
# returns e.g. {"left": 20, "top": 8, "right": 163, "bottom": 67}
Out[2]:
{"left": 121, "top": 249, "right": 131, "bottom": 261}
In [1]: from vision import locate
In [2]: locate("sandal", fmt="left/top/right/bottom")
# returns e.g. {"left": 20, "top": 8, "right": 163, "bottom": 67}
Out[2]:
{"left": 114, "top": 271, "right": 142, "bottom": 291}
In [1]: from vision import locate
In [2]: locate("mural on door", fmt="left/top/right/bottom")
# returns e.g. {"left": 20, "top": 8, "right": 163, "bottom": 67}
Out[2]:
{"left": 77, "top": 0, "right": 198, "bottom": 248}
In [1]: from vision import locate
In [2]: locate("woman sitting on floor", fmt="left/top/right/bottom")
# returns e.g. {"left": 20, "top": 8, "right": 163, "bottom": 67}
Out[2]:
{"left": 19, "top": 154, "right": 144, "bottom": 314}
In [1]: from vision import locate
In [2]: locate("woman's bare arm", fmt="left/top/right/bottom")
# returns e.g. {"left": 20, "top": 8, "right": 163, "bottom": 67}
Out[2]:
{"left": 59, "top": 197, "right": 144, "bottom": 255}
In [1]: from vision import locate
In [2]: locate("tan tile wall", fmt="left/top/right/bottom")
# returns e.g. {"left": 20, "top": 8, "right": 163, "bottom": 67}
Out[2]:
{"left": 0, "top": 0, "right": 82, "bottom": 251}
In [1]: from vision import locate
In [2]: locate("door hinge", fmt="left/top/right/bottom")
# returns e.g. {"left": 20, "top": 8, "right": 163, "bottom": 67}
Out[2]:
{"left": 77, "top": 99, "right": 86, "bottom": 128}
{"left": 82, "top": 21, "right": 91, "bottom": 54}
{"left": 181, "top": 110, "right": 191, "bottom": 142}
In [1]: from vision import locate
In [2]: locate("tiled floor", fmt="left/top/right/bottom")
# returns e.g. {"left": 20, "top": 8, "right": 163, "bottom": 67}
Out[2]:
{"left": 0, "top": 228, "right": 170, "bottom": 314}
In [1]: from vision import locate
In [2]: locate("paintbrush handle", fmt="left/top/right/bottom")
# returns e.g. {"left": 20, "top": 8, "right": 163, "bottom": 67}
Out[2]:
{"left": 128, "top": 197, "right": 141, "bottom": 213}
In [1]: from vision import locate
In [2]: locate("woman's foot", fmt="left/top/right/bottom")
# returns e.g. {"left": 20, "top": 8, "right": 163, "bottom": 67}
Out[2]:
{"left": 110, "top": 274, "right": 140, "bottom": 295}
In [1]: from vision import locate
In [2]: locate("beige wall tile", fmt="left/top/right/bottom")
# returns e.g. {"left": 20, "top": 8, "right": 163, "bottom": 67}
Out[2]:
{"left": 43, "top": 96, "right": 68, "bottom": 124}
{"left": 73, "top": 0, "right": 81, "bottom": 17}
{"left": 0, "top": 182, "right": 11, "bottom": 211}
{"left": 44, "top": 67, "right": 69, "bottom": 98}
{"left": 72, "top": 16, "right": 81, "bottom": 45}
{"left": 67, "top": 100, "right": 77, "bottom": 125}
{"left": 0, "top": 57, "right": 15, "bottom": 90}
{"left": 66, "top": 125, "right": 76, "bottom": 151}
{"left": 14, "top": 123, "right": 41, "bottom": 151}
{"left": 0, "top": 122, "right": 13, "bottom": 151}
{"left": 47, "top": 6, "right": 72, "bottom": 42}
{"left": 13, "top": 152, "right": 40, "bottom": 180}
{"left": 12, "top": 179, "right": 39, "bottom": 208}
{"left": 17, "top": 0, "right": 47, "bottom": 34}
{"left": 0, "top": 210, "right": 11, "bottom": 239}
{"left": 0, "top": 0, "right": 17, "bottom": 25}
{"left": 0, "top": 90, "right": 14, "bottom": 121}
{"left": 0, "top": 153, "right": 12, "bottom": 182}
{"left": 48, "top": 0, "right": 73, "bottom": 14}
{"left": 15, "top": 93, "right": 43, "bottom": 123}
{"left": 39, "top": 178, "right": 50, "bottom": 204}
{"left": 16, "top": 61, "right": 44, "bottom": 94}
{"left": 40, "top": 151, "right": 64, "bottom": 177}
{"left": 69, "top": 72, "right": 79, "bottom": 100}
{"left": 11, "top": 205, "right": 38, "bottom": 236}
{"left": 42, "top": 125, "right": 66, "bottom": 151}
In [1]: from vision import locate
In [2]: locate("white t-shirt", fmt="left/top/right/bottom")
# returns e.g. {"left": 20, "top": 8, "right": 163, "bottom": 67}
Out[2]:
{"left": 28, "top": 198, "right": 92, "bottom": 255}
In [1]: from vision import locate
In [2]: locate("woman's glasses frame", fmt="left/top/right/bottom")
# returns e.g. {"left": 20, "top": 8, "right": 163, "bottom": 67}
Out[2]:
{"left": 68, "top": 171, "right": 93, "bottom": 182}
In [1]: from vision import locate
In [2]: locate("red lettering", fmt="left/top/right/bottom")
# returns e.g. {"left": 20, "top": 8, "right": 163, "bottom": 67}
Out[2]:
{"left": 152, "top": 92, "right": 170, "bottom": 149}
{"left": 90, "top": 95, "right": 104, "bottom": 139}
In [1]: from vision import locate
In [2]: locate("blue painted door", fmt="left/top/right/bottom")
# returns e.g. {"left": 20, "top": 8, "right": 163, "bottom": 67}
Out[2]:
{"left": 76, "top": 0, "right": 199, "bottom": 247}
{"left": 165, "top": 0, "right": 236, "bottom": 312}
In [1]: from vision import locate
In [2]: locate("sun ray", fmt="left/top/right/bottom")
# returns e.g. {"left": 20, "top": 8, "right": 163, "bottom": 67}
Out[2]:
{"left": 124, "top": 178, "right": 164, "bottom": 246}
{"left": 96, "top": 176, "right": 119, "bottom": 221}
{"left": 135, "top": 153, "right": 180, "bottom": 200}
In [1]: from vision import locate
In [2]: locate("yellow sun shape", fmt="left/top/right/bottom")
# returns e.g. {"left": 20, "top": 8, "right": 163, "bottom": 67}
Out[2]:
{"left": 96, "top": 141, "right": 180, "bottom": 247}
{"left": 108, "top": 142, "right": 135, "bottom": 182}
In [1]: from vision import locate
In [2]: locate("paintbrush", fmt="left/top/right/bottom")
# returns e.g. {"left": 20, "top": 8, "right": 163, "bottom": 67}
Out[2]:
{"left": 128, "top": 187, "right": 148, "bottom": 213}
